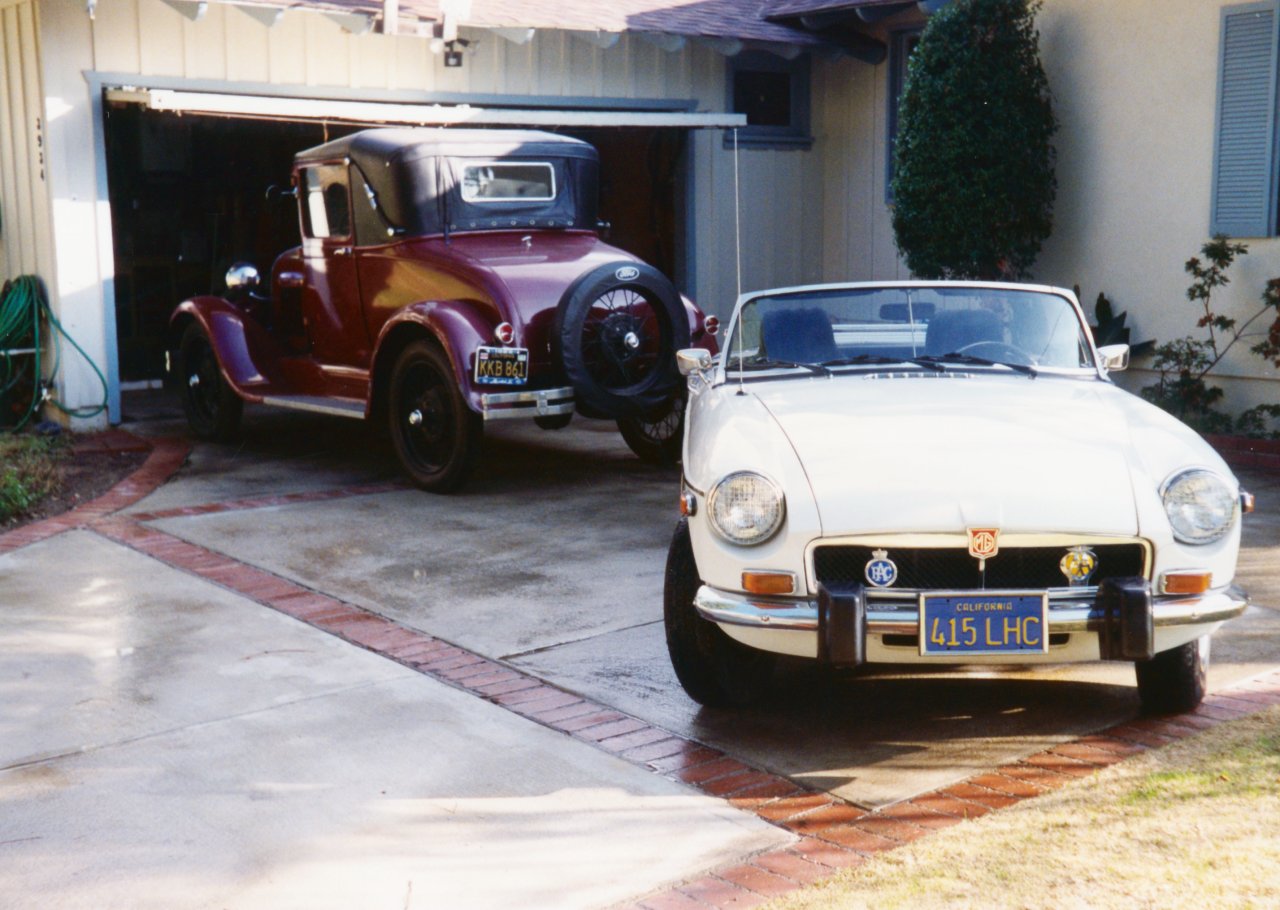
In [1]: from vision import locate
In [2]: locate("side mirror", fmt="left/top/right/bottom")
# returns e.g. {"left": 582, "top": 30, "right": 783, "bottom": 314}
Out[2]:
{"left": 677, "top": 348, "right": 714, "bottom": 377}
{"left": 1097, "top": 343, "right": 1130, "bottom": 373}
{"left": 225, "top": 262, "right": 261, "bottom": 293}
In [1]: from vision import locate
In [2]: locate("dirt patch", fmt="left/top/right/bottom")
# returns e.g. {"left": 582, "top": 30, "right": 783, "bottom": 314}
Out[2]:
{"left": 0, "top": 442, "right": 150, "bottom": 534}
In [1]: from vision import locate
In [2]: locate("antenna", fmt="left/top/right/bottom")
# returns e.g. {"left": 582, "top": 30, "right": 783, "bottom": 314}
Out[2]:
{"left": 733, "top": 128, "right": 746, "bottom": 396}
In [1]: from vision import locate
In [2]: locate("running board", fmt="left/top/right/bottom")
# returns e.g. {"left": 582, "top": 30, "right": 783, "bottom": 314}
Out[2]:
{"left": 259, "top": 395, "right": 366, "bottom": 420}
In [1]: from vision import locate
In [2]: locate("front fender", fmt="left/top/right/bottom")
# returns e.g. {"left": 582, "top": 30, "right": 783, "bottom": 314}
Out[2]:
{"left": 170, "top": 297, "right": 275, "bottom": 400}
{"left": 373, "top": 301, "right": 494, "bottom": 413}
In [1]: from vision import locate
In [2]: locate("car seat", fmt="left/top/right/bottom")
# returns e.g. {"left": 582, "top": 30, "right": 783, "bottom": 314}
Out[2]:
{"left": 760, "top": 308, "right": 840, "bottom": 364}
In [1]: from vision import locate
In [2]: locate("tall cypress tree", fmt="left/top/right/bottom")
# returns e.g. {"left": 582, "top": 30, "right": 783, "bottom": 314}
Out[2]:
{"left": 891, "top": 0, "right": 1057, "bottom": 280}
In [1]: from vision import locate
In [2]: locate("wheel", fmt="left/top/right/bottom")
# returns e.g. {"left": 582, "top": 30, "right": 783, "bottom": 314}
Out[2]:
{"left": 664, "top": 518, "right": 775, "bottom": 708}
{"left": 534, "top": 413, "right": 573, "bottom": 431}
{"left": 617, "top": 395, "right": 685, "bottom": 465}
{"left": 1136, "top": 634, "right": 1209, "bottom": 715}
{"left": 177, "top": 321, "right": 243, "bottom": 442}
{"left": 388, "top": 340, "right": 482, "bottom": 493}
{"left": 955, "top": 340, "right": 1036, "bottom": 365}
{"left": 554, "top": 262, "right": 690, "bottom": 420}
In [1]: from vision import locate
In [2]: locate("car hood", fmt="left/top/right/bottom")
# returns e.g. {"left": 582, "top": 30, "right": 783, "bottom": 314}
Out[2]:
{"left": 751, "top": 374, "right": 1140, "bottom": 536}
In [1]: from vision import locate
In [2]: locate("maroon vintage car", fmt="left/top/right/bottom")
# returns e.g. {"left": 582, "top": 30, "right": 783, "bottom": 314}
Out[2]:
{"left": 169, "top": 128, "right": 718, "bottom": 491}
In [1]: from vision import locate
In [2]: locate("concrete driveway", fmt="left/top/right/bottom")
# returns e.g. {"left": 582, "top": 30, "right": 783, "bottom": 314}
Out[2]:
{"left": 3, "top": 394, "right": 1278, "bottom": 908}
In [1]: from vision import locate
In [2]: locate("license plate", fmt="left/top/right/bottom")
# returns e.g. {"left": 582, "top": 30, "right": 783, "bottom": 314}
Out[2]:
{"left": 474, "top": 346, "right": 529, "bottom": 385}
{"left": 919, "top": 592, "right": 1049, "bottom": 656}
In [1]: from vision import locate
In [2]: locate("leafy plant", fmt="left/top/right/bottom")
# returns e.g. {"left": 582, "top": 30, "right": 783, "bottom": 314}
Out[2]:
{"left": 0, "top": 433, "right": 64, "bottom": 524}
{"left": 1078, "top": 288, "right": 1155, "bottom": 355}
{"left": 891, "top": 0, "right": 1057, "bottom": 279}
{"left": 1142, "top": 237, "right": 1280, "bottom": 436}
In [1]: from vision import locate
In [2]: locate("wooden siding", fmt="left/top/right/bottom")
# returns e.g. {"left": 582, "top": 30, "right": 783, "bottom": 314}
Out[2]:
{"left": 69, "top": 0, "right": 824, "bottom": 317}
{"left": 0, "top": 0, "right": 54, "bottom": 282}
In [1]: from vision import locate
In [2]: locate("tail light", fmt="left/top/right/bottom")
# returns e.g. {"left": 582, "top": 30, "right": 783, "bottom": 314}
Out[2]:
{"left": 495, "top": 322, "right": 515, "bottom": 345}
{"left": 704, "top": 315, "right": 720, "bottom": 336}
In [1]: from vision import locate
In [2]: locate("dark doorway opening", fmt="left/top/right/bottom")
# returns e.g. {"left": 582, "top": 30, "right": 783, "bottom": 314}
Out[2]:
{"left": 102, "top": 105, "right": 687, "bottom": 384}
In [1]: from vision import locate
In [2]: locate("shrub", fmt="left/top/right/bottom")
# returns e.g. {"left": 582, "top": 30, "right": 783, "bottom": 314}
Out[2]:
{"left": 891, "top": 0, "right": 1057, "bottom": 279}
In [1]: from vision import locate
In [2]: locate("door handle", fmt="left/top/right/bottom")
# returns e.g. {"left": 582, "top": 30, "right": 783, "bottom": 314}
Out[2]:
{"left": 332, "top": 246, "right": 352, "bottom": 257}
{"left": 279, "top": 271, "right": 305, "bottom": 288}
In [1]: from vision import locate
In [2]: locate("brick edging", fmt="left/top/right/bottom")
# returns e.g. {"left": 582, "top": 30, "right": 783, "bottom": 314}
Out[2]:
{"left": 80, "top": 503, "right": 1280, "bottom": 910}
{"left": 0, "top": 433, "right": 189, "bottom": 555}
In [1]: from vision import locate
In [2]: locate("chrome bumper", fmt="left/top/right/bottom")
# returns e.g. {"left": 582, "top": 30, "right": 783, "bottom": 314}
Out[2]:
{"left": 695, "top": 584, "right": 1249, "bottom": 636}
{"left": 479, "top": 386, "right": 574, "bottom": 421}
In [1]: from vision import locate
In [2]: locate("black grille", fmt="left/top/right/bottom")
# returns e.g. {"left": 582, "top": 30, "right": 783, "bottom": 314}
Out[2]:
{"left": 813, "top": 544, "right": 1147, "bottom": 590}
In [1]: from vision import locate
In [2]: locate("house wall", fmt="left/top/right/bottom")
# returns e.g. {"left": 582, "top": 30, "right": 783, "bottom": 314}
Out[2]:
{"left": 1034, "top": 0, "right": 1280, "bottom": 412}
{"left": 19, "top": 0, "right": 829, "bottom": 426}
{"left": 809, "top": 0, "right": 1280, "bottom": 415}
{"left": 0, "top": 0, "right": 55, "bottom": 284}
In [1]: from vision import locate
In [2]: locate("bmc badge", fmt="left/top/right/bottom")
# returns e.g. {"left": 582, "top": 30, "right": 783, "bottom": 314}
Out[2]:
{"left": 967, "top": 528, "right": 1000, "bottom": 572}
{"left": 614, "top": 266, "right": 640, "bottom": 282}
{"left": 864, "top": 549, "right": 898, "bottom": 587}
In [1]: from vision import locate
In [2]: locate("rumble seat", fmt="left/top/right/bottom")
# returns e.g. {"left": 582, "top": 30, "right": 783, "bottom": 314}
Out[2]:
{"left": 924, "top": 309, "right": 1001, "bottom": 356}
{"left": 761, "top": 308, "right": 840, "bottom": 364}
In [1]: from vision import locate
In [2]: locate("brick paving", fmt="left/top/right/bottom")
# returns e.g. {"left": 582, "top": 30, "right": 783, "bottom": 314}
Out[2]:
{"left": 5, "top": 428, "right": 1280, "bottom": 909}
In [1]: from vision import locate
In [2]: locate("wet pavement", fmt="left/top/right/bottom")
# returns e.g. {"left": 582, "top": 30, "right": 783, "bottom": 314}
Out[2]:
{"left": 2, "top": 391, "right": 1277, "bottom": 908}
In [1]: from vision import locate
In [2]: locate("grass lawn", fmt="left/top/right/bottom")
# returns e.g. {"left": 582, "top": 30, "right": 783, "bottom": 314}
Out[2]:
{"left": 763, "top": 704, "right": 1280, "bottom": 910}
{"left": 0, "top": 432, "right": 65, "bottom": 524}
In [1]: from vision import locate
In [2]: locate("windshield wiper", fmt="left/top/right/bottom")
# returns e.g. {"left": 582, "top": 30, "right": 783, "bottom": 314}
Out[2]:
{"left": 741, "top": 357, "right": 831, "bottom": 376}
{"left": 819, "top": 354, "right": 947, "bottom": 373}
{"left": 915, "top": 353, "right": 1038, "bottom": 377}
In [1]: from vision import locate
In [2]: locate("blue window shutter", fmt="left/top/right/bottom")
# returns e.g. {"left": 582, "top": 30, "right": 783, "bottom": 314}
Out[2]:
{"left": 1212, "top": 2, "right": 1280, "bottom": 237}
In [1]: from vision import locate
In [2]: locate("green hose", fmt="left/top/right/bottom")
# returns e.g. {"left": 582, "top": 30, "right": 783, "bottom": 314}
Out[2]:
{"left": 0, "top": 275, "right": 110, "bottom": 431}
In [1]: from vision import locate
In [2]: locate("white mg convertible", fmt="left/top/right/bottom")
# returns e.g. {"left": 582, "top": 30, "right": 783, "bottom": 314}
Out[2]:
{"left": 666, "top": 282, "right": 1252, "bottom": 714}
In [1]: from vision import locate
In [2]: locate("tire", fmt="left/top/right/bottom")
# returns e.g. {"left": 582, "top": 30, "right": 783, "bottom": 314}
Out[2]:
{"left": 534, "top": 413, "right": 573, "bottom": 431}
{"left": 617, "top": 395, "right": 684, "bottom": 465}
{"left": 664, "top": 518, "right": 775, "bottom": 708}
{"left": 554, "top": 262, "right": 690, "bottom": 420}
{"left": 388, "top": 340, "right": 483, "bottom": 493}
{"left": 177, "top": 321, "right": 243, "bottom": 442}
{"left": 1136, "top": 634, "right": 1209, "bottom": 715}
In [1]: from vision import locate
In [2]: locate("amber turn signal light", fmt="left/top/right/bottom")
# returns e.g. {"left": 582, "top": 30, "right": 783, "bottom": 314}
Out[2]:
{"left": 1161, "top": 572, "right": 1212, "bottom": 595}
{"left": 742, "top": 571, "right": 795, "bottom": 596}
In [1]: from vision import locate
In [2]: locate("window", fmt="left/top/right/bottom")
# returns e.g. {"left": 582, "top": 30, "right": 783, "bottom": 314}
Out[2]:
{"left": 886, "top": 29, "right": 922, "bottom": 201}
{"left": 301, "top": 165, "right": 350, "bottom": 240}
{"left": 461, "top": 162, "right": 556, "bottom": 202}
{"left": 725, "top": 51, "right": 812, "bottom": 150}
{"left": 1211, "top": 1, "right": 1280, "bottom": 237}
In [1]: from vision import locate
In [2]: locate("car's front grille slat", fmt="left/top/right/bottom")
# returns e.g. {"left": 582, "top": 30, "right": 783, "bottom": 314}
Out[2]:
{"left": 813, "top": 543, "right": 1147, "bottom": 591}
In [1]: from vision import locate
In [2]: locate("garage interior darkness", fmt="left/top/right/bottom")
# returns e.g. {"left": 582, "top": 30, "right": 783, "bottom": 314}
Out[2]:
{"left": 102, "top": 102, "right": 686, "bottom": 385}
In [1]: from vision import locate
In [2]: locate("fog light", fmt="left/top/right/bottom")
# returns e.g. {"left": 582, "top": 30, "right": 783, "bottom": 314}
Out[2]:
{"left": 1241, "top": 491, "right": 1256, "bottom": 514}
{"left": 495, "top": 322, "right": 515, "bottom": 345}
{"left": 742, "top": 571, "right": 795, "bottom": 595}
{"left": 680, "top": 491, "right": 697, "bottom": 517}
{"left": 1160, "top": 571, "right": 1212, "bottom": 595}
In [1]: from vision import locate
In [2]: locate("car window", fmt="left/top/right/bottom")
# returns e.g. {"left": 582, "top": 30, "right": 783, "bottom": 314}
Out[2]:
{"left": 460, "top": 162, "right": 556, "bottom": 202}
{"left": 727, "top": 287, "right": 1094, "bottom": 372}
{"left": 300, "top": 165, "right": 351, "bottom": 240}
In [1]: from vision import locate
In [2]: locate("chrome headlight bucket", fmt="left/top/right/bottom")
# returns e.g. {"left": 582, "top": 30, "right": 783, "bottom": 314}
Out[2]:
{"left": 707, "top": 472, "right": 785, "bottom": 545}
{"left": 1161, "top": 468, "right": 1238, "bottom": 544}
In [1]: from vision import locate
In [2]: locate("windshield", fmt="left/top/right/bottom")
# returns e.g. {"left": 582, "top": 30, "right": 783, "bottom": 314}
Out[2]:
{"left": 727, "top": 286, "right": 1094, "bottom": 375}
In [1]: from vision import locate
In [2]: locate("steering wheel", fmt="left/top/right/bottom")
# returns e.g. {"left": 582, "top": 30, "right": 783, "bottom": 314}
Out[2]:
{"left": 955, "top": 340, "right": 1037, "bottom": 366}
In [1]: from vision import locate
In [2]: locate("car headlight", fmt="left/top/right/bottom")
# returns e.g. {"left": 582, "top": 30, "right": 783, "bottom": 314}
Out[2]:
{"left": 708, "top": 472, "right": 785, "bottom": 545}
{"left": 1162, "top": 469, "right": 1237, "bottom": 544}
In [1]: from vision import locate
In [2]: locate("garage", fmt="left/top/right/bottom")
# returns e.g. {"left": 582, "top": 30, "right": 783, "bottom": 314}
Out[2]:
{"left": 102, "top": 87, "right": 738, "bottom": 388}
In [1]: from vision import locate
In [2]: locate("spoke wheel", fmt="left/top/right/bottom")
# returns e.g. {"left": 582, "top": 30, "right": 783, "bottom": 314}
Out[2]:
{"left": 388, "top": 341, "right": 482, "bottom": 493}
{"left": 617, "top": 395, "right": 685, "bottom": 465}
{"left": 555, "top": 262, "right": 688, "bottom": 419}
{"left": 664, "top": 519, "right": 775, "bottom": 708}
{"left": 178, "top": 321, "right": 242, "bottom": 442}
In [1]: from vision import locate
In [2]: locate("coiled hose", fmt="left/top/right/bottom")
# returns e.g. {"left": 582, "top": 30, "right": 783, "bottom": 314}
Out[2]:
{"left": 0, "top": 275, "right": 109, "bottom": 431}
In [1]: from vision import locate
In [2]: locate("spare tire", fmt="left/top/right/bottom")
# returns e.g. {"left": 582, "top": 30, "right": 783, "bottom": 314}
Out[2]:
{"left": 553, "top": 261, "right": 690, "bottom": 419}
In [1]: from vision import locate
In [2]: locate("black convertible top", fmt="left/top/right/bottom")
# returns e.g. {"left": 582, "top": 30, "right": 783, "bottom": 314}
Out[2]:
{"left": 295, "top": 128, "right": 599, "bottom": 240}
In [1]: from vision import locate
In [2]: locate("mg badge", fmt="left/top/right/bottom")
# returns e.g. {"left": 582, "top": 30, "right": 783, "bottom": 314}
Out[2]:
{"left": 614, "top": 266, "right": 640, "bottom": 282}
{"left": 967, "top": 527, "right": 1000, "bottom": 572}
{"left": 865, "top": 549, "right": 898, "bottom": 587}
{"left": 1060, "top": 546, "right": 1098, "bottom": 586}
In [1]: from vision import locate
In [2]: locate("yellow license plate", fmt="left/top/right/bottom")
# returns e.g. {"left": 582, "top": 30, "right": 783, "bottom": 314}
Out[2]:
{"left": 474, "top": 346, "right": 529, "bottom": 385}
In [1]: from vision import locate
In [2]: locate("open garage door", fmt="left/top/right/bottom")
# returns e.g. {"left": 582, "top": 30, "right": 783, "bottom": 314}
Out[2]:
{"left": 103, "top": 87, "right": 743, "bottom": 384}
